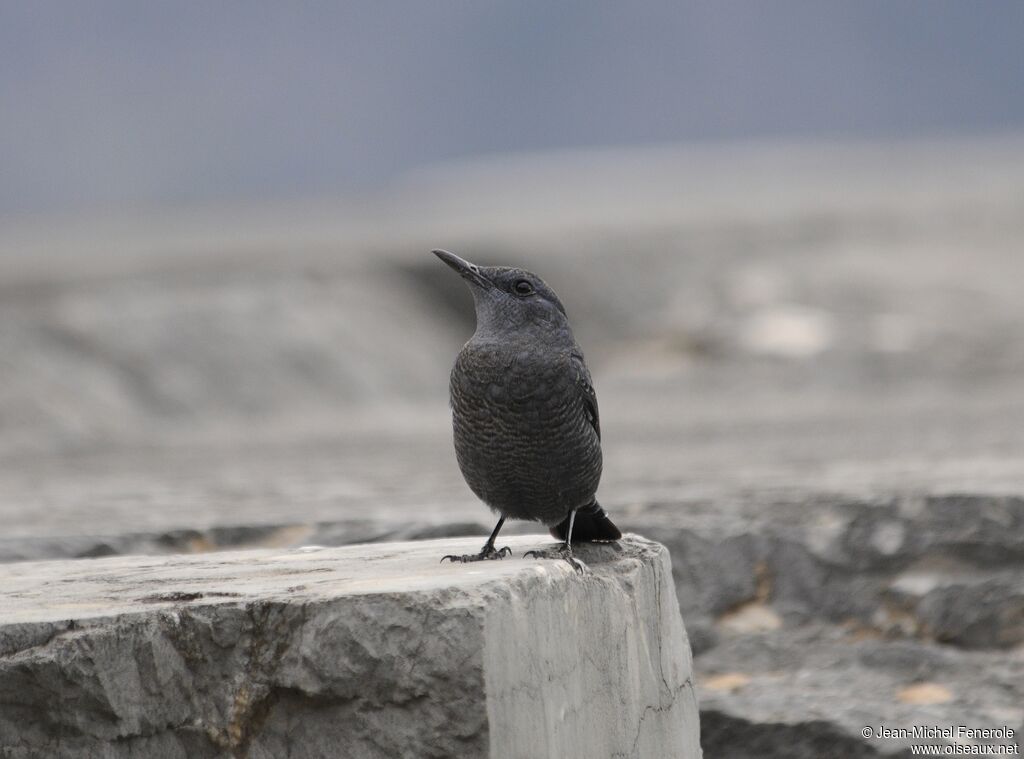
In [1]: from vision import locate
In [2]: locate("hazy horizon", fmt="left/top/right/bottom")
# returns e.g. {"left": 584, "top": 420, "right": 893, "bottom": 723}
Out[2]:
{"left": 3, "top": 1, "right": 1023, "bottom": 218}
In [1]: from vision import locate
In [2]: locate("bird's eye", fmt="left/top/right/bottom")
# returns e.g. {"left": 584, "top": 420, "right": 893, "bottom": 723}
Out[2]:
{"left": 513, "top": 280, "right": 534, "bottom": 296}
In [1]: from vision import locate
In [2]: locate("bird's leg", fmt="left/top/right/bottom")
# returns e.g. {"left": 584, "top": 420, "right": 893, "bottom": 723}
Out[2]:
{"left": 523, "top": 508, "right": 584, "bottom": 573}
{"left": 440, "top": 516, "right": 512, "bottom": 563}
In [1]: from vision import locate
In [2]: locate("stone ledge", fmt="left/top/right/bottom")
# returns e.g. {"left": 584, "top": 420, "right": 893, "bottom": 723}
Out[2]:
{"left": 0, "top": 535, "right": 700, "bottom": 759}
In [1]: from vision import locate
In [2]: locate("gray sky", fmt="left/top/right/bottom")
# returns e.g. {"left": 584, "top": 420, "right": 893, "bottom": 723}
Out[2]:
{"left": 2, "top": 1, "right": 1023, "bottom": 217}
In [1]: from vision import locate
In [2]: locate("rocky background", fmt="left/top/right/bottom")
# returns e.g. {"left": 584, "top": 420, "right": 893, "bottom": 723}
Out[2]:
{"left": 2, "top": 138, "right": 1024, "bottom": 756}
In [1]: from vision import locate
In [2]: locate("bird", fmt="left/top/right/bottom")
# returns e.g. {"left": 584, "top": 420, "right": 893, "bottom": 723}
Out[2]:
{"left": 433, "top": 249, "right": 621, "bottom": 570}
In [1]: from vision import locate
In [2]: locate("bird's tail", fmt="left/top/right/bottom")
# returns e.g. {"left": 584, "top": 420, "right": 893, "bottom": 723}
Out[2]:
{"left": 550, "top": 500, "right": 622, "bottom": 542}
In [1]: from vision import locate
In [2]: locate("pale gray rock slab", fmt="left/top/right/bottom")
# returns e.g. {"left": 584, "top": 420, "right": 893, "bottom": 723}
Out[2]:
{"left": 0, "top": 535, "right": 701, "bottom": 759}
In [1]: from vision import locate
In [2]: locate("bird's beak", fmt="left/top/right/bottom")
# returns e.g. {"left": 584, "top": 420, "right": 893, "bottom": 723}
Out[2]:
{"left": 433, "top": 249, "right": 491, "bottom": 288}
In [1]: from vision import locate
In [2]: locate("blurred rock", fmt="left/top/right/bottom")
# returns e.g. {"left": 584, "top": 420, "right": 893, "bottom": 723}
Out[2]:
{"left": 634, "top": 493, "right": 1024, "bottom": 651}
{"left": 2, "top": 139, "right": 1024, "bottom": 459}
{"left": 697, "top": 626, "right": 1024, "bottom": 758}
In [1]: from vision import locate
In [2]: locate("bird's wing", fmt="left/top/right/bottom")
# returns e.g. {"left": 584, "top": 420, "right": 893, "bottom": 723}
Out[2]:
{"left": 571, "top": 351, "right": 600, "bottom": 441}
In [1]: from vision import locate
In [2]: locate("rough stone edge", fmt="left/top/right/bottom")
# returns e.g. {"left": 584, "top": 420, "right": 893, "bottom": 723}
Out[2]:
{"left": 482, "top": 537, "right": 701, "bottom": 758}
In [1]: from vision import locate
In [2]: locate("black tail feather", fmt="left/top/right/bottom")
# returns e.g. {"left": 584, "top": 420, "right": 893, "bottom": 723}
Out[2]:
{"left": 550, "top": 501, "right": 622, "bottom": 542}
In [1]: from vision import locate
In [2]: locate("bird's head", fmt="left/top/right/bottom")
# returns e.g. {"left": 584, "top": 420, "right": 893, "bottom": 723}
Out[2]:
{"left": 433, "top": 249, "right": 572, "bottom": 339}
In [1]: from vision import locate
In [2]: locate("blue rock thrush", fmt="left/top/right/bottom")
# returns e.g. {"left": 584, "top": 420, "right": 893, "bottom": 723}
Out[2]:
{"left": 433, "top": 249, "right": 621, "bottom": 571}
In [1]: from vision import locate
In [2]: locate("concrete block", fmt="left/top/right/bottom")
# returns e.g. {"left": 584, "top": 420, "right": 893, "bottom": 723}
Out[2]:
{"left": 0, "top": 535, "right": 700, "bottom": 758}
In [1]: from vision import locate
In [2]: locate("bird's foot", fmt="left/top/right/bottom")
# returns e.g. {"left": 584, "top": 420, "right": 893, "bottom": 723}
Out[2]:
{"left": 440, "top": 544, "right": 512, "bottom": 564}
{"left": 523, "top": 543, "right": 585, "bottom": 574}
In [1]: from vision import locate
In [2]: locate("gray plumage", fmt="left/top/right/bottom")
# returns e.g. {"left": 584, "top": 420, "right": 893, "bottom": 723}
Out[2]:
{"left": 434, "top": 249, "right": 620, "bottom": 566}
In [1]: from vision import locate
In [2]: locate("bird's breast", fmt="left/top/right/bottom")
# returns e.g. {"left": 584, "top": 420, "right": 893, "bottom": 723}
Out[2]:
{"left": 448, "top": 340, "right": 602, "bottom": 519}
{"left": 451, "top": 343, "right": 575, "bottom": 421}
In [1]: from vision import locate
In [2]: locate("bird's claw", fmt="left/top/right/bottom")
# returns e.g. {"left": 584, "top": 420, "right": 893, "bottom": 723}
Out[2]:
{"left": 440, "top": 545, "right": 511, "bottom": 564}
{"left": 523, "top": 544, "right": 585, "bottom": 574}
